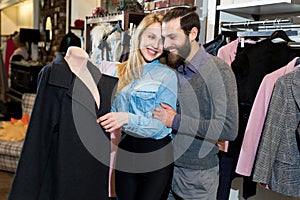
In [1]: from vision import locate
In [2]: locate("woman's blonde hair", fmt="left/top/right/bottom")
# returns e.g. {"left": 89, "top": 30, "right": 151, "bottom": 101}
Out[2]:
{"left": 116, "top": 13, "right": 163, "bottom": 93}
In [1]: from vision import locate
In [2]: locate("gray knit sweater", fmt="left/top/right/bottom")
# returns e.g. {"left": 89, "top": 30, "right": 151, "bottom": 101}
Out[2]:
{"left": 173, "top": 46, "right": 239, "bottom": 170}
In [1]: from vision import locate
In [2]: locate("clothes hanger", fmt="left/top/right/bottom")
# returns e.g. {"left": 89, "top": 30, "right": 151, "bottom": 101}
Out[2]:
{"left": 98, "top": 22, "right": 123, "bottom": 49}
{"left": 295, "top": 57, "right": 300, "bottom": 66}
{"left": 288, "top": 42, "right": 300, "bottom": 49}
{"left": 269, "top": 30, "right": 294, "bottom": 42}
{"left": 113, "top": 23, "right": 123, "bottom": 32}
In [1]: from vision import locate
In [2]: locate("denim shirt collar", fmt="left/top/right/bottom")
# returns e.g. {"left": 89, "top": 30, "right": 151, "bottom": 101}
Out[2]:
{"left": 143, "top": 59, "right": 161, "bottom": 75}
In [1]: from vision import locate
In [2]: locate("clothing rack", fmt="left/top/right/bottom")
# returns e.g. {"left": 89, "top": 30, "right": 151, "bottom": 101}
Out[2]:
{"left": 1, "top": 35, "right": 11, "bottom": 38}
{"left": 98, "top": 23, "right": 123, "bottom": 47}
{"left": 288, "top": 41, "right": 300, "bottom": 49}
{"left": 96, "top": 22, "right": 131, "bottom": 62}
{"left": 85, "top": 11, "right": 146, "bottom": 53}
{"left": 221, "top": 17, "right": 300, "bottom": 31}
{"left": 236, "top": 30, "right": 298, "bottom": 37}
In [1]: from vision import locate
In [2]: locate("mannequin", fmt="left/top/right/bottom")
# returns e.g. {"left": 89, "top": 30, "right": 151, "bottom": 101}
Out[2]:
{"left": 8, "top": 49, "right": 116, "bottom": 199}
{"left": 65, "top": 46, "right": 119, "bottom": 198}
{"left": 64, "top": 46, "right": 89, "bottom": 71}
{"left": 64, "top": 46, "right": 100, "bottom": 108}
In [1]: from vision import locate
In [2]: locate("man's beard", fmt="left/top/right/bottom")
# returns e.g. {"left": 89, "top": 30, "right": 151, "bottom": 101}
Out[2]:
{"left": 166, "top": 36, "right": 191, "bottom": 69}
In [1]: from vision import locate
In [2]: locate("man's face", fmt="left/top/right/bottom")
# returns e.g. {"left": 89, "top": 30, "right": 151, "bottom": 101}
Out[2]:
{"left": 162, "top": 18, "right": 191, "bottom": 69}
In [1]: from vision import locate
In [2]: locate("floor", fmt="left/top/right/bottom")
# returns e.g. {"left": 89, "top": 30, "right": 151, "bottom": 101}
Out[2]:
{"left": 229, "top": 177, "right": 300, "bottom": 200}
{"left": 0, "top": 171, "right": 14, "bottom": 200}
{"left": 1, "top": 171, "right": 300, "bottom": 200}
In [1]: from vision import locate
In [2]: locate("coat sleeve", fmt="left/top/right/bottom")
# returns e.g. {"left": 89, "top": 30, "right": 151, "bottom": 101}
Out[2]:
{"left": 8, "top": 65, "right": 62, "bottom": 199}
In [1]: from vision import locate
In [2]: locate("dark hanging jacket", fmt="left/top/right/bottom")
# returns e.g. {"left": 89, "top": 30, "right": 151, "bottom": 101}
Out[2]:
{"left": 59, "top": 32, "right": 81, "bottom": 55}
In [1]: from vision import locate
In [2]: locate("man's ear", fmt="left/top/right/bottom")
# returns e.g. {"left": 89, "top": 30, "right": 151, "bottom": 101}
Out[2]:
{"left": 189, "top": 27, "right": 198, "bottom": 41}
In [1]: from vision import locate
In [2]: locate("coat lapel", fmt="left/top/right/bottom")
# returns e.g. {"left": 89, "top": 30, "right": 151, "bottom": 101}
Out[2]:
{"left": 47, "top": 54, "right": 98, "bottom": 116}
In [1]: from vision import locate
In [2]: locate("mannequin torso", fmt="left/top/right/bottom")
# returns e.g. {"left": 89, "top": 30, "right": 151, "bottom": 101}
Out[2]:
{"left": 64, "top": 46, "right": 100, "bottom": 107}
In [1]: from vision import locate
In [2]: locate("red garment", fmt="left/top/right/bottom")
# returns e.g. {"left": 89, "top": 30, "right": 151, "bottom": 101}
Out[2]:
{"left": 5, "top": 39, "right": 16, "bottom": 77}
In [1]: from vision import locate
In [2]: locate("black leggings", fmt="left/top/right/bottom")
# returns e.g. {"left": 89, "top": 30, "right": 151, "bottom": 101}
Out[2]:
{"left": 115, "top": 135, "right": 173, "bottom": 200}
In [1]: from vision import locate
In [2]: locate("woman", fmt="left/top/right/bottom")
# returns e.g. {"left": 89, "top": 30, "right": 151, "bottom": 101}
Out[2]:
{"left": 98, "top": 14, "right": 177, "bottom": 200}
{"left": 10, "top": 32, "right": 29, "bottom": 62}
{"left": 9, "top": 32, "right": 29, "bottom": 86}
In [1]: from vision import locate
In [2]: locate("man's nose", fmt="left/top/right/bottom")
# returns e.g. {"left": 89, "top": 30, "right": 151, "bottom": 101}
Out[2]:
{"left": 163, "top": 38, "right": 170, "bottom": 50}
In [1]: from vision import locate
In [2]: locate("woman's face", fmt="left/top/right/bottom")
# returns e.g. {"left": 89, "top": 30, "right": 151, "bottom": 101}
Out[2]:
{"left": 139, "top": 22, "right": 163, "bottom": 63}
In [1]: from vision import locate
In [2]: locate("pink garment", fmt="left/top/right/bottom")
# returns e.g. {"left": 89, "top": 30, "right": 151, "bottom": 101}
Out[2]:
{"left": 217, "top": 39, "right": 239, "bottom": 66}
{"left": 235, "top": 57, "right": 298, "bottom": 176}
{"left": 97, "top": 60, "right": 119, "bottom": 75}
{"left": 217, "top": 39, "right": 239, "bottom": 152}
{"left": 109, "top": 131, "right": 121, "bottom": 197}
{"left": 97, "top": 60, "right": 119, "bottom": 197}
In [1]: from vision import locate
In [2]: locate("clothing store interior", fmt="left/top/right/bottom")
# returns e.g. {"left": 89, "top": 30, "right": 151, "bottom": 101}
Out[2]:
{"left": 0, "top": 0, "right": 300, "bottom": 199}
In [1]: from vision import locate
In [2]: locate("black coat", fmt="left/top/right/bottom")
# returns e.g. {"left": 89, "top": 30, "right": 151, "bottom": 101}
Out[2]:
{"left": 8, "top": 54, "right": 118, "bottom": 200}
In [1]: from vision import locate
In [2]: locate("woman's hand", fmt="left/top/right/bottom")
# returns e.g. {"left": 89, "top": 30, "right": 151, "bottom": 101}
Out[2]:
{"left": 97, "top": 112, "right": 129, "bottom": 133}
{"left": 153, "top": 103, "right": 177, "bottom": 128}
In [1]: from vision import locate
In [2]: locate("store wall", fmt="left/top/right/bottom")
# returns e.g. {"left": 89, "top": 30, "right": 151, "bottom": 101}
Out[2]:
{"left": 39, "top": 0, "right": 67, "bottom": 62}
{"left": 70, "top": 0, "right": 99, "bottom": 27}
{"left": 1, "top": 0, "right": 33, "bottom": 35}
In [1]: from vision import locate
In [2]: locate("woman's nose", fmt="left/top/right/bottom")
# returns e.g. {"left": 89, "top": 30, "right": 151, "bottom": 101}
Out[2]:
{"left": 153, "top": 39, "right": 160, "bottom": 48}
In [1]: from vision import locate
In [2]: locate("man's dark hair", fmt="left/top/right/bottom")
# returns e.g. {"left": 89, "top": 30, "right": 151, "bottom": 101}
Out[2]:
{"left": 163, "top": 6, "right": 200, "bottom": 42}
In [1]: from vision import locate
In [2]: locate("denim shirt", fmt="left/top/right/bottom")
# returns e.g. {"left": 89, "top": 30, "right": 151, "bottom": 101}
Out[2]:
{"left": 111, "top": 60, "right": 177, "bottom": 139}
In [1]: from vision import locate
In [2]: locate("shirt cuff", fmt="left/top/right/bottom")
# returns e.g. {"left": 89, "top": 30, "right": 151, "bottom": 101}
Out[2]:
{"left": 172, "top": 114, "right": 180, "bottom": 131}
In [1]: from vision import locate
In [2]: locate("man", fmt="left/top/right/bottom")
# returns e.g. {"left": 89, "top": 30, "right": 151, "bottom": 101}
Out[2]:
{"left": 153, "top": 6, "right": 238, "bottom": 199}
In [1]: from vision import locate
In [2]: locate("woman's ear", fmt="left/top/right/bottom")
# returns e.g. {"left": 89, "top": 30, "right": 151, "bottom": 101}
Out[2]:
{"left": 189, "top": 27, "right": 198, "bottom": 41}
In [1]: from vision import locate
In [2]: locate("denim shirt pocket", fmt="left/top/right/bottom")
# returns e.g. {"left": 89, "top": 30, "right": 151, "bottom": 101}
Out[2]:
{"left": 134, "top": 90, "right": 157, "bottom": 113}
{"left": 130, "top": 79, "right": 161, "bottom": 116}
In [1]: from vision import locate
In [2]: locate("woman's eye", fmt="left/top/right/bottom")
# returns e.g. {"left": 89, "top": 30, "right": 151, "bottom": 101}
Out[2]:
{"left": 148, "top": 35, "right": 155, "bottom": 40}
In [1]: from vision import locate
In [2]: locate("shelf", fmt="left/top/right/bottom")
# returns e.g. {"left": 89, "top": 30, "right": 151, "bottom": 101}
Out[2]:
{"left": 85, "top": 11, "right": 145, "bottom": 25}
{"left": 70, "top": 26, "right": 84, "bottom": 36}
{"left": 70, "top": 26, "right": 84, "bottom": 30}
{"left": 217, "top": 0, "right": 300, "bottom": 17}
{"left": 7, "top": 88, "right": 22, "bottom": 102}
{"left": 86, "top": 14, "right": 124, "bottom": 24}
{"left": 144, "top": 5, "right": 191, "bottom": 14}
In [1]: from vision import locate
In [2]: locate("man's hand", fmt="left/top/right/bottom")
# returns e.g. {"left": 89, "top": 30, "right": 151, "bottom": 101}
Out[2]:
{"left": 97, "top": 112, "right": 129, "bottom": 133}
{"left": 153, "top": 103, "right": 177, "bottom": 128}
